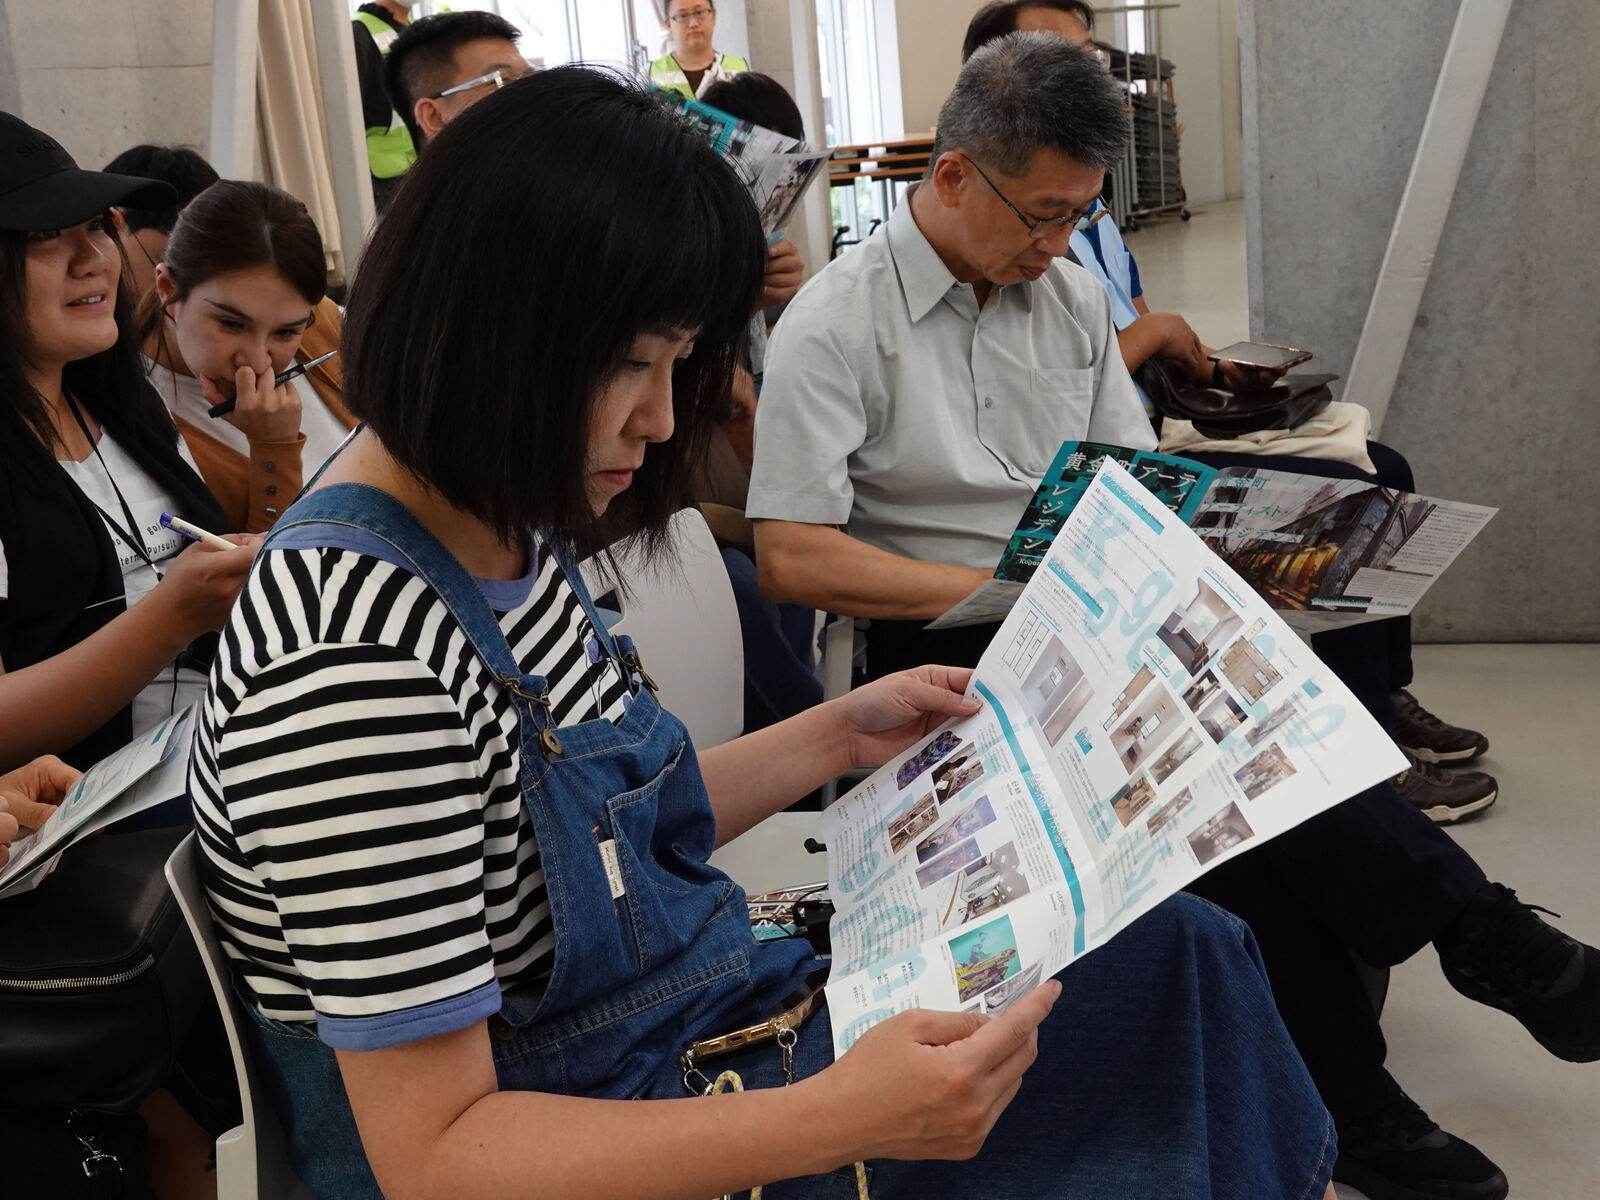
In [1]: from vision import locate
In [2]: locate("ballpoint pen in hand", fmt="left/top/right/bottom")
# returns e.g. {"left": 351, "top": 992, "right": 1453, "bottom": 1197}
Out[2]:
{"left": 207, "top": 349, "right": 339, "bottom": 419}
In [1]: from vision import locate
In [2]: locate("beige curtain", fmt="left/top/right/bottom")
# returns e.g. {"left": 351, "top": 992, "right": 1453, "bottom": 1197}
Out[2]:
{"left": 254, "top": 0, "right": 346, "bottom": 282}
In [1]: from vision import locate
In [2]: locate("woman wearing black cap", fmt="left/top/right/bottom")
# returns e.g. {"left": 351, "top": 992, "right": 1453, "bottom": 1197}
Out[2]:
{"left": 0, "top": 112, "right": 258, "bottom": 775}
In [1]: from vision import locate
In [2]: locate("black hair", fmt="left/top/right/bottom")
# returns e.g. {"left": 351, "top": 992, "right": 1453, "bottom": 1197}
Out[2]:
{"left": 0, "top": 221, "right": 172, "bottom": 485}
{"left": 700, "top": 73, "right": 805, "bottom": 142}
{"left": 383, "top": 11, "right": 522, "bottom": 147}
{"left": 100, "top": 145, "right": 220, "bottom": 233}
{"left": 664, "top": 0, "right": 716, "bottom": 16}
{"left": 962, "top": 0, "right": 1097, "bottom": 62}
{"left": 343, "top": 66, "right": 766, "bottom": 555}
{"left": 137, "top": 180, "right": 325, "bottom": 347}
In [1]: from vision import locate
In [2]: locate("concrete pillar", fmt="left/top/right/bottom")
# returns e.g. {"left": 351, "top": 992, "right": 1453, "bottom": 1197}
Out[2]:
{"left": 1240, "top": 0, "right": 1600, "bottom": 641}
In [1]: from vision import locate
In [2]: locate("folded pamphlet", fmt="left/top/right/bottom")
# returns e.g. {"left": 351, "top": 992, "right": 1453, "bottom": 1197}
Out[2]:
{"left": 821, "top": 460, "right": 1407, "bottom": 1056}
{"left": 0, "top": 705, "right": 196, "bottom": 899}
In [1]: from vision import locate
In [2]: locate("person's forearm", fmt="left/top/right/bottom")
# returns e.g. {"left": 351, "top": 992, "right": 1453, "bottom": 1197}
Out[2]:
{"left": 395, "top": 1077, "right": 855, "bottom": 1200}
{"left": 1116, "top": 314, "right": 1168, "bottom": 374}
{"left": 699, "top": 700, "right": 853, "bottom": 845}
{"left": 754, "top": 521, "right": 991, "bottom": 620}
{"left": 0, "top": 594, "right": 190, "bottom": 771}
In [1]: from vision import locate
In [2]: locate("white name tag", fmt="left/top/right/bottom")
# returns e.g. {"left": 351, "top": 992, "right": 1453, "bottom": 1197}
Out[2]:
{"left": 597, "top": 838, "right": 626, "bottom": 900}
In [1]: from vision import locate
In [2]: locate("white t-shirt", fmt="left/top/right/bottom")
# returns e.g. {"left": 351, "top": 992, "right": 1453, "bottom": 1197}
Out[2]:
{"left": 51, "top": 431, "right": 211, "bottom": 735}
{"left": 143, "top": 356, "right": 351, "bottom": 477}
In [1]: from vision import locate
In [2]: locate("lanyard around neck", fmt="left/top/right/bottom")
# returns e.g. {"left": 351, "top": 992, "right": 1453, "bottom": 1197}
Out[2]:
{"left": 63, "top": 394, "right": 163, "bottom": 580}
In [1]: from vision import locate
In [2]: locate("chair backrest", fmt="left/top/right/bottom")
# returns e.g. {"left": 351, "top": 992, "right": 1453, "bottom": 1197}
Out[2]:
{"left": 164, "top": 833, "right": 313, "bottom": 1200}
{"left": 581, "top": 508, "right": 743, "bottom": 749}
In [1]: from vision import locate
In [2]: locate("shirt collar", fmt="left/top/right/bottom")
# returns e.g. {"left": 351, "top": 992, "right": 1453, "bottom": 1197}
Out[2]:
{"left": 886, "top": 193, "right": 1038, "bottom": 320}
{"left": 887, "top": 194, "right": 966, "bottom": 323}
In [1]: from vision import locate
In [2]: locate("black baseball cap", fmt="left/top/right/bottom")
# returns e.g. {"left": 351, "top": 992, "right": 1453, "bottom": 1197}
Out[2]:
{"left": 0, "top": 111, "right": 176, "bottom": 232}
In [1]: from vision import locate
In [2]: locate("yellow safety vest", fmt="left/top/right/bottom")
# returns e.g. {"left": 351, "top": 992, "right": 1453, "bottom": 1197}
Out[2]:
{"left": 649, "top": 52, "right": 750, "bottom": 100}
{"left": 353, "top": 11, "right": 417, "bottom": 180}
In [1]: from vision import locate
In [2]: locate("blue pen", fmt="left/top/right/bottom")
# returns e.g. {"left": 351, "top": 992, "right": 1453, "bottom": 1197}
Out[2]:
{"left": 160, "top": 512, "right": 238, "bottom": 551}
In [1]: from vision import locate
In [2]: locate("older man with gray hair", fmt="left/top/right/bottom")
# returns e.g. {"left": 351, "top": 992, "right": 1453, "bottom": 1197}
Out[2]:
{"left": 749, "top": 33, "right": 1154, "bottom": 678}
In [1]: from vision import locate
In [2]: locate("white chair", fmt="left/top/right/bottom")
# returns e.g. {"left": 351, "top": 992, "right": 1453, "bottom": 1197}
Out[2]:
{"left": 164, "top": 833, "right": 313, "bottom": 1200}
{"left": 581, "top": 507, "right": 744, "bottom": 750}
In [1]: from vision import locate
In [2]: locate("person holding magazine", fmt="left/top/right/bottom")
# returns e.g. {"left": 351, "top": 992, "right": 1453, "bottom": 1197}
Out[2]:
{"left": 190, "top": 67, "right": 1339, "bottom": 1200}
{"left": 752, "top": 30, "right": 1600, "bottom": 1200}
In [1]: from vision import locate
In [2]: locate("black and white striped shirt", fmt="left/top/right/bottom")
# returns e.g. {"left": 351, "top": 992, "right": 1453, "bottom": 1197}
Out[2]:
{"left": 190, "top": 528, "right": 629, "bottom": 1051}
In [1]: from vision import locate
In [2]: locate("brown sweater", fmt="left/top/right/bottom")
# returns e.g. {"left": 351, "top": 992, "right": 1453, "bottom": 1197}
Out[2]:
{"left": 173, "top": 299, "right": 355, "bottom": 533}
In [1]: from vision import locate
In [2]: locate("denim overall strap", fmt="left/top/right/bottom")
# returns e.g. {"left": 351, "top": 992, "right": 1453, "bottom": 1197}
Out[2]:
{"left": 263, "top": 482, "right": 532, "bottom": 692}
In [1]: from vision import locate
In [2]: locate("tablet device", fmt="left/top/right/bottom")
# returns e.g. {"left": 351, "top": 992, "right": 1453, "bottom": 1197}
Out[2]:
{"left": 1207, "top": 341, "right": 1313, "bottom": 370}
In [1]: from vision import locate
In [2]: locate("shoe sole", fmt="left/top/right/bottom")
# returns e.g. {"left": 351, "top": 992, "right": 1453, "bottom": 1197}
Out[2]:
{"left": 1414, "top": 789, "right": 1497, "bottom": 824}
{"left": 1441, "top": 970, "right": 1600, "bottom": 1063}
{"left": 1334, "top": 1157, "right": 1509, "bottom": 1200}
{"left": 1403, "top": 743, "right": 1488, "bottom": 765}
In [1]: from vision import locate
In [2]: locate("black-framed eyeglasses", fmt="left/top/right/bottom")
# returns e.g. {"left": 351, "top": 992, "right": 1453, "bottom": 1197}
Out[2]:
{"left": 429, "top": 67, "right": 528, "bottom": 100}
{"left": 966, "top": 157, "right": 1099, "bottom": 240}
{"left": 668, "top": 5, "right": 715, "bottom": 23}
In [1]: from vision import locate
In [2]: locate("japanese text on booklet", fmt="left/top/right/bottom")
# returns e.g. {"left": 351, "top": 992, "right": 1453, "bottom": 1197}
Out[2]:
{"left": 821, "top": 461, "right": 1406, "bottom": 1057}
{"left": 931, "top": 441, "right": 1496, "bottom": 633}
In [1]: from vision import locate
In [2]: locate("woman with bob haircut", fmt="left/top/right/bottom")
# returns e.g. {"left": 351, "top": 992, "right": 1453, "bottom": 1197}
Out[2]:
{"left": 191, "top": 69, "right": 1337, "bottom": 1200}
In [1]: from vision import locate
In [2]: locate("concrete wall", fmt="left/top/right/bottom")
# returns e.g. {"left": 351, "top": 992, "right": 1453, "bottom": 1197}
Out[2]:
{"left": 1241, "top": 0, "right": 1600, "bottom": 641}
{"left": 892, "top": 0, "right": 972, "bottom": 134}
{"left": 0, "top": 0, "right": 213, "bottom": 170}
{"left": 1156, "top": 0, "right": 1241, "bottom": 205}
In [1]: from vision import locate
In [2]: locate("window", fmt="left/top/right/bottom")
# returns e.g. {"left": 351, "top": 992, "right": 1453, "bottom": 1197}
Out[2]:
{"left": 816, "top": 0, "right": 899, "bottom": 253}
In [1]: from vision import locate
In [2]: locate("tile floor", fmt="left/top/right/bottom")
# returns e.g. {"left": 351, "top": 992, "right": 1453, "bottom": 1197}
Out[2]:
{"left": 1122, "top": 199, "right": 1251, "bottom": 349}
{"left": 715, "top": 204, "right": 1599, "bottom": 1197}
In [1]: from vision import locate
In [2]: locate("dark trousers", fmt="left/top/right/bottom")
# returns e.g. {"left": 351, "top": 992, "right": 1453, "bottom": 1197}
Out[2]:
{"left": 864, "top": 441, "right": 1485, "bottom": 1122}
{"left": 719, "top": 546, "right": 822, "bottom": 733}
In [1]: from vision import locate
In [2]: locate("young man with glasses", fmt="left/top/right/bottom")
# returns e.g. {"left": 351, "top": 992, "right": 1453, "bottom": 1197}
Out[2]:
{"left": 748, "top": 33, "right": 1153, "bottom": 677}
{"left": 649, "top": 0, "right": 749, "bottom": 100}
{"left": 383, "top": 11, "right": 532, "bottom": 152}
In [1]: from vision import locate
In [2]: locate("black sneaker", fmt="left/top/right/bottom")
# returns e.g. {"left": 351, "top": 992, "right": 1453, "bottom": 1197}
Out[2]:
{"left": 1392, "top": 752, "right": 1498, "bottom": 823}
{"left": 1391, "top": 690, "right": 1489, "bottom": 764}
{"left": 1436, "top": 881, "right": 1600, "bottom": 1062}
{"left": 1333, "top": 1092, "right": 1508, "bottom": 1200}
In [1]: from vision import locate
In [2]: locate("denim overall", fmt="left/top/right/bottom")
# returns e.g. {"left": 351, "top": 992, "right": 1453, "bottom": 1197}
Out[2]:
{"left": 235, "top": 483, "right": 816, "bottom": 1196}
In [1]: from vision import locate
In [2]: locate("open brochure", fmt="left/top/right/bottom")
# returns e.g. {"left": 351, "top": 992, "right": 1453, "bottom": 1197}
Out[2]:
{"left": 820, "top": 460, "right": 1406, "bottom": 1057}
{"left": 931, "top": 441, "right": 1497, "bottom": 633}
{"left": 0, "top": 705, "right": 195, "bottom": 899}
{"left": 665, "top": 95, "right": 830, "bottom": 237}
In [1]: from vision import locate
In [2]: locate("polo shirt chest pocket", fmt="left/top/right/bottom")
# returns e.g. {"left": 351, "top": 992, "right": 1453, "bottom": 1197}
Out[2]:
{"left": 975, "top": 366, "right": 1095, "bottom": 481}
